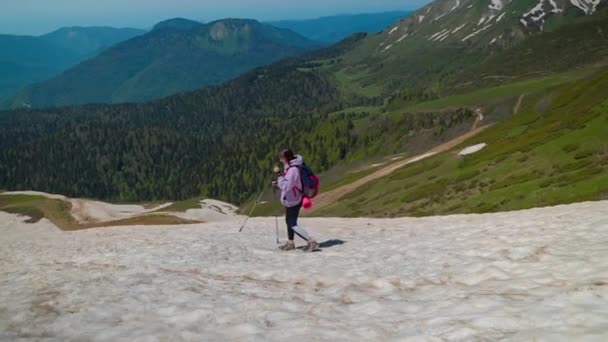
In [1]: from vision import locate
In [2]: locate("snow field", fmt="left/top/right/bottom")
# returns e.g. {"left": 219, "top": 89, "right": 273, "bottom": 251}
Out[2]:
{"left": 1, "top": 201, "right": 608, "bottom": 340}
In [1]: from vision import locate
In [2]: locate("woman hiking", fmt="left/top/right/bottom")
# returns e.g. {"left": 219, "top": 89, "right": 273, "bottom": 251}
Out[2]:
{"left": 273, "top": 148, "right": 319, "bottom": 252}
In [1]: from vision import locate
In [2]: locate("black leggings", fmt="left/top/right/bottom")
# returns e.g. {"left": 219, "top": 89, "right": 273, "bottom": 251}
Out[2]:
{"left": 285, "top": 202, "right": 303, "bottom": 241}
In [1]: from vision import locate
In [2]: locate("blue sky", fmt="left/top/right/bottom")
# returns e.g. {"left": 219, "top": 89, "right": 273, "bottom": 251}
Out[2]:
{"left": 0, "top": 0, "right": 430, "bottom": 35}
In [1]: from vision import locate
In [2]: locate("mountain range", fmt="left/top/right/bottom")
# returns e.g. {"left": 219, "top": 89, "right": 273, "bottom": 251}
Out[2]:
{"left": 0, "top": 0, "right": 607, "bottom": 214}
{"left": 269, "top": 11, "right": 413, "bottom": 43}
{"left": 3, "top": 18, "right": 318, "bottom": 108}
{"left": 0, "top": 27, "right": 144, "bottom": 98}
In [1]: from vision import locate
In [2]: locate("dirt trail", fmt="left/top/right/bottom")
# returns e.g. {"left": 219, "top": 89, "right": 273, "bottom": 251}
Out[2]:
{"left": 471, "top": 109, "right": 484, "bottom": 129}
{"left": 306, "top": 125, "right": 491, "bottom": 214}
{"left": 513, "top": 94, "right": 525, "bottom": 115}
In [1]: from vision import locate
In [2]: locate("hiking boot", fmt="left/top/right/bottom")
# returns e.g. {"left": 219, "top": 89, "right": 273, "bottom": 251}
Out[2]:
{"left": 303, "top": 240, "right": 319, "bottom": 252}
{"left": 279, "top": 242, "right": 295, "bottom": 251}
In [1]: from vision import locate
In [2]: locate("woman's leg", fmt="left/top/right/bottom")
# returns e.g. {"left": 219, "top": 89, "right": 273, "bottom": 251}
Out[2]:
{"left": 288, "top": 202, "right": 313, "bottom": 242}
{"left": 285, "top": 205, "right": 299, "bottom": 241}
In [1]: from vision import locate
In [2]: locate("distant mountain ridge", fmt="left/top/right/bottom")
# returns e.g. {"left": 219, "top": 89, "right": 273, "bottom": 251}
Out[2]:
{"left": 269, "top": 11, "right": 414, "bottom": 43}
{"left": 4, "top": 18, "right": 319, "bottom": 108}
{"left": 41, "top": 26, "right": 145, "bottom": 57}
{"left": 0, "top": 27, "right": 145, "bottom": 98}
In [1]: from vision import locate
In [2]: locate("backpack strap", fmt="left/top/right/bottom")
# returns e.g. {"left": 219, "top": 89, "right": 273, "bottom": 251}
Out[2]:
{"left": 285, "top": 165, "right": 303, "bottom": 194}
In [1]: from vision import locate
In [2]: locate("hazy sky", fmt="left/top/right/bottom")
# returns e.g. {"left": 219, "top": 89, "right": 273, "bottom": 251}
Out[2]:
{"left": 0, "top": 0, "right": 430, "bottom": 35}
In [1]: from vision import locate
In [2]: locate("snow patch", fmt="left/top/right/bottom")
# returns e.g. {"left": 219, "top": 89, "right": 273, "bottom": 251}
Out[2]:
{"left": 489, "top": 0, "right": 504, "bottom": 10}
{"left": 523, "top": 0, "right": 545, "bottom": 18}
{"left": 452, "top": 23, "right": 467, "bottom": 33}
{"left": 434, "top": 10, "right": 449, "bottom": 21}
{"left": 458, "top": 143, "right": 487, "bottom": 155}
{"left": 388, "top": 26, "right": 398, "bottom": 35}
{"left": 382, "top": 44, "right": 393, "bottom": 52}
{"left": 396, "top": 33, "right": 409, "bottom": 43}
{"left": 549, "top": 0, "right": 563, "bottom": 12}
{"left": 429, "top": 28, "right": 450, "bottom": 41}
{"left": 570, "top": 0, "right": 601, "bottom": 14}
{"left": 70, "top": 199, "right": 174, "bottom": 224}
{"left": 490, "top": 37, "right": 498, "bottom": 44}
{"left": 3, "top": 191, "right": 67, "bottom": 201}
{"left": 418, "top": 15, "right": 425, "bottom": 23}
{"left": 520, "top": 18, "right": 528, "bottom": 26}
{"left": 496, "top": 12, "right": 507, "bottom": 22}
{"left": 450, "top": 0, "right": 461, "bottom": 12}
{"left": 521, "top": 0, "right": 561, "bottom": 29}
{"left": 171, "top": 199, "right": 239, "bottom": 222}
{"left": 462, "top": 24, "right": 493, "bottom": 41}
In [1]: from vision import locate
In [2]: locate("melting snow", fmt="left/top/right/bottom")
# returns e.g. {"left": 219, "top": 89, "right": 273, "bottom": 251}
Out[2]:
{"left": 452, "top": 23, "right": 468, "bottom": 33}
{"left": 2, "top": 201, "right": 608, "bottom": 340}
{"left": 496, "top": 12, "right": 507, "bottom": 22}
{"left": 418, "top": 15, "right": 425, "bottom": 23}
{"left": 3, "top": 191, "right": 67, "bottom": 201}
{"left": 549, "top": 0, "right": 563, "bottom": 12}
{"left": 435, "top": 12, "right": 448, "bottom": 21}
{"left": 521, "top": 0, "right": 562, "bottom": 29}
{"left": 490, "top": 37, "right": 498, "bottom": 44}
{"left": 429, "top": 28, "right": 450, "bottom": 41}
{"left": 382, "top": 44, "right": 393, "bottom": 52}
{"left": 462, "top": 24, "right": 493, "bottom": 41}
{"left": 437, "top": 28, "right": 454, "bottom": 41}
{"left": 458, "top": 143, "right": 487, "bottom": 155}
{"left": 450, "top": 0, "right": 461, "bottom": 12}
{"left": 570, "top": 0, "right": 601, "bottom": 14}
{"left": 396, "top": 33, "right": 409, "bottom": 43}
{"left": 388, "top": 26, "right": 398, "bottom": 35}
{"left": 489, "top": 0, "right": 504, "bottom": 10}
{"left": 520, "top": 18, "right": 528, "bottom": 26}
{"left": 523, "top": 1, "right": 545, "bottom": 18}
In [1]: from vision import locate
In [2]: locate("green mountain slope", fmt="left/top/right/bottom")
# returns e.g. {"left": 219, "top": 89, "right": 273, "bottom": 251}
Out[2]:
{"left": 316, "top": 67, "right": 608, "bottom": 217}
{"left": 327, "top": 0, "right": 608, "bottom": 102}
{"left": 4, "top": 18, "right": 319, "bottom": 109}
{"left": 269, "top": 11, "right": 413, "bottom": 43}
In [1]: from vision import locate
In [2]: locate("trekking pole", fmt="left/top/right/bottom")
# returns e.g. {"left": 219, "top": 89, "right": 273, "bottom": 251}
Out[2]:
{"left": 274, "top": 182, "right": 279, "bottom": 244}
{"left": 275, "top": 215, "right": 279, "bottom": 244}
{"left": 238, "top": 189, "right": 266, "bottom": 232}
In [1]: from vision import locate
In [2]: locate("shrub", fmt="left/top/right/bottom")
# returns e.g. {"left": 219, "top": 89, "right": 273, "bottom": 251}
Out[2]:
{"left": 539, "top": 179, "right": 554, "bottom": 188}
{"left": 574, "top": 150, "right": 595, "bottom": 160}
{"left": 562, "top": 143, "right": 580, "bottom": 153}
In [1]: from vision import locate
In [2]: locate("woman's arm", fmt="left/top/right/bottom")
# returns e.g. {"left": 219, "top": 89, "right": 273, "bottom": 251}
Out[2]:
{"left": 277, "top": 167, "right": 298, "bottom": 192}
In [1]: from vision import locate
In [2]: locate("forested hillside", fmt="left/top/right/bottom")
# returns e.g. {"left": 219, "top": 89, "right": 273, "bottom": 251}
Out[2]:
{"left": 1, "top": 0, "right": 607, "bottom": 207}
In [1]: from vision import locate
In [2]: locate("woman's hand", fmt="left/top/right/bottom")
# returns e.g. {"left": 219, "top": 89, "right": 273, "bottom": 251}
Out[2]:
{"left": 273, "top": 166, "right": 281, "bottom": 174}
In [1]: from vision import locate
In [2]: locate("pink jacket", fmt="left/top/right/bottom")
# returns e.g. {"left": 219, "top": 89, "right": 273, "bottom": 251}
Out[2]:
{"left": 277, "top": 155, "right": 303, "bottom": 207}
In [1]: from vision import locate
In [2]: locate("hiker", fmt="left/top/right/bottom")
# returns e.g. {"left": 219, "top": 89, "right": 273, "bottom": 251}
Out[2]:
{"left": 272, "top": 148, "right": 319, "bottom": 252}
